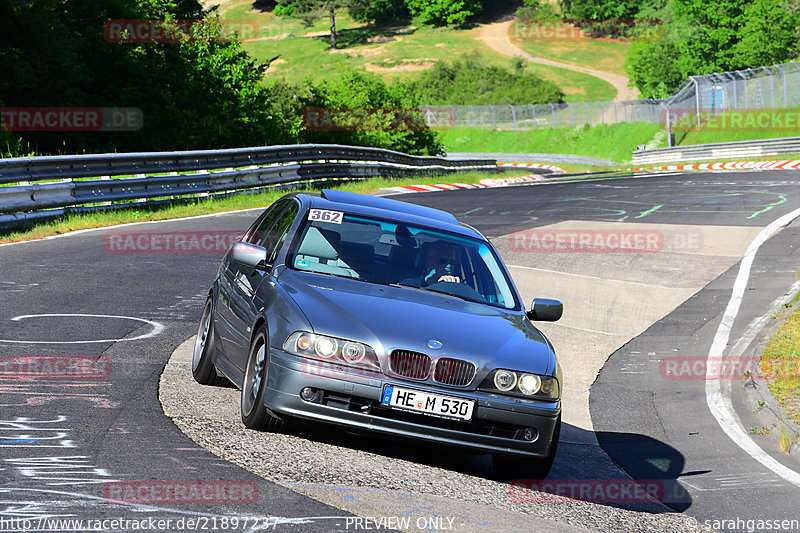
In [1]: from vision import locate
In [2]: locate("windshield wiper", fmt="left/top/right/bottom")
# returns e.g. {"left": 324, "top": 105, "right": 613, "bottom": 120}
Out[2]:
{"left": 387, "top": 283, "right": 478, "bottom": 304}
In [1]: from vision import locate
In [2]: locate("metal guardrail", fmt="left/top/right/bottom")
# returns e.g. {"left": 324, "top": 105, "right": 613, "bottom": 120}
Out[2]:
{"left": 631, "top": 136, "right": 800, "bottom": 165}
{"left": 0, "top": 144, "right": 496, "bottom": 227}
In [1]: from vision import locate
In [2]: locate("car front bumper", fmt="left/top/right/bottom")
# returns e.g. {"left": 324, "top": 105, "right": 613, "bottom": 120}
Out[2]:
{"left": 263, "top": 349, "right": 560, "bottom": 458}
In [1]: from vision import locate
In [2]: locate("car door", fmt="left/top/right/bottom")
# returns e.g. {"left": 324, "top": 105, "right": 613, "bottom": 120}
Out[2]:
{"left": 215, "top": 200, "right": 290, "bottom": 364}
{"left": 226, "top": 199, "right": 299, "bottom": 369}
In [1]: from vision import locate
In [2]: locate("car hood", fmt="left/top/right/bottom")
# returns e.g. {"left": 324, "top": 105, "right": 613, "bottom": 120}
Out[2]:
{"left": 277, "top": 269, "right": 555, "bottom": 376}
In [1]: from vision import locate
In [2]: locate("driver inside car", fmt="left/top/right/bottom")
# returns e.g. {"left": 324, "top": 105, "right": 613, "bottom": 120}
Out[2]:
{"left": 401, "top": 240, "right": 462, "bottom": 287}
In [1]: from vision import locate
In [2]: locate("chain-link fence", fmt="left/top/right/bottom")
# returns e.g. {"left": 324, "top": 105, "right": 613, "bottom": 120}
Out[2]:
{"left": 663, "top": 62, "right": 800, "bottom": 145}
{"left": 425, "top": 61, "right": 800, "bottom": 147}
{"left": 423, "top": 101, "right": 664, "bottom": 131}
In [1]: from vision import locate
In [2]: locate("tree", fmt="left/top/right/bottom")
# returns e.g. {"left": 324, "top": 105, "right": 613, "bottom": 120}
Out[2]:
{"left": 0, "top": 0, "right": 290, "bottom": 154}
{"left": 406, "top": 0, "right": 483, "bottom": 27}
{"left": 292, "top": 0, "right": 347, "bottom": 49}
{"left": 732, "top": 0, "right": 800, "bottom": 69}
{"left": 625, "top": 40, "right": 683, "bottom": 98}
{"left": 624, "top": 0, "right": 800, "bottom": 98}
{"left": 302, "top": 69, "right": 444, "bottom": 155}
{"left": 348, "top": 0, "right": 410, "bottom": 24}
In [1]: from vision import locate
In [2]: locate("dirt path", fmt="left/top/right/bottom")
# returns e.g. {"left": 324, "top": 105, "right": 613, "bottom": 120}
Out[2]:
{"left": 479, "top": 19, "right": 639, "bottom": 102}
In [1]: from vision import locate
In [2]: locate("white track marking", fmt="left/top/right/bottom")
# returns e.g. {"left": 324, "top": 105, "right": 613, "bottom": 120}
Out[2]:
{"left": 0, "top": 207, "right": 264, "bottom": 249}
{"left": 705, "top": 207, "right": 800, "bottom": 486}
{"left": 0, "top": 314, "right": 165, "bottom": 344}
{"left": 507, "top": 264, "right": 673, "bottom": 289}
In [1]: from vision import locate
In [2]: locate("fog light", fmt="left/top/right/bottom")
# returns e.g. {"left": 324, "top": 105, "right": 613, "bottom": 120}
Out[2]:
{"left": 521, "top": 427, "right": 538, "bottom": 441}
{"left": 300, "top": 387, "right": 316, "bottom": 401}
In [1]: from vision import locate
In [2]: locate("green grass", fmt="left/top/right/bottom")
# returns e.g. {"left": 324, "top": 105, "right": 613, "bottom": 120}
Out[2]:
{"left": 509, "top": 20, "right": 627, "bottom": 102}
{"left": 513, "top": 61, "right": 617, "bottom": 103}
{"left": 441, "top": 122, "right": 664, "bottom": 163}
{"left": 0, "top": 172, "right": 529, "bottom": 244}
{"left": 762, "top": 297, "right": 800, "bottom": 425}
{"left": 676, "top": 108, "right": 800, "bottom": 146}
{"left": 213, "top": 6, "right": 618, "bottom": 102}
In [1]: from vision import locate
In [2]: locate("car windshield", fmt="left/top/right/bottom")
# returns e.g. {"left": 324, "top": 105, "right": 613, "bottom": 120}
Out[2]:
{"left": 289, "top": 212, "right": 518, "bottom": 310}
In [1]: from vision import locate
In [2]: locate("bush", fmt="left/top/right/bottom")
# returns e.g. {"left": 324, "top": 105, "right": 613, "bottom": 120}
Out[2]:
{"left": 406, "top": 0, "right": 482, "bottom": 27}
{"left": 274, "top": 1, "right": 297, "bottom": 17}
{"left": 403, "top": 54, "right": 565, "bottom": 105}
{"left": 300, "top": 69, "right": 445, "bottom": 155}
{"left": 349, "top": 0, "right": 410, "bottom": 24}
{"left": 516, "top": 0, "right": 560, "bottom": 21}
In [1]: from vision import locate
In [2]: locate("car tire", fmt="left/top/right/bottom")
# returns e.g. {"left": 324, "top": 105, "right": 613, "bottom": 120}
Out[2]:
{"left": 192, "top": 297, "right": 227, "bottom": 386}
{"left": 241, "top": 326, "right": 284, "bottom": 432}
{"left": 492, "top": 414, "right": 561, "bottom": 481}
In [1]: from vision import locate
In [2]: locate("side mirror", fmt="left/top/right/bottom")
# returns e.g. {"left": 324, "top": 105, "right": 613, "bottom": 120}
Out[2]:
{"left": 231, "top": 241, "right": 267, "bottom": 269}
{"left": 526, "top": 298, "right": 563, "bottom": 322}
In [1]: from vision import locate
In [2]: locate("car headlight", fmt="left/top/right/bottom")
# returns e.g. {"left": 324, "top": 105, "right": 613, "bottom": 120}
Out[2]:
{"left": 314, "top": 337, "right": 338, "bottom": 358}
{"left": 493, "top": 369, "right": 517, "bottom": 391}
{"left": 284, "top": 332, "right": 379, "bottom": 371}
{"left": 480, "top": 369, "right": 559, "bottom": 400}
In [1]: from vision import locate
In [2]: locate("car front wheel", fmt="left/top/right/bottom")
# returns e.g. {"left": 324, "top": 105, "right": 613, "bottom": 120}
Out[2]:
{"left": 241, "top": 327, "right": 283, "bottom": 431}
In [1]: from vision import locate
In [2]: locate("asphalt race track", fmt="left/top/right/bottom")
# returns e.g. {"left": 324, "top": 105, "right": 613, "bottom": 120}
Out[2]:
{"left": 1, "top": 170, "right": 799, "bottom": 532}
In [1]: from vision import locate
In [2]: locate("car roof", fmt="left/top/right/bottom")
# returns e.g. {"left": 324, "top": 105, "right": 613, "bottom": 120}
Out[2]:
{"left": 299, "top": 189, "right": 482, "bottom": 239}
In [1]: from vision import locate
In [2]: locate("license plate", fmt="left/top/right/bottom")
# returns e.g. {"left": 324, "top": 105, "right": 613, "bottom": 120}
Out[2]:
{"left": 381, "top": 385, "right": 475, "bottom": 421}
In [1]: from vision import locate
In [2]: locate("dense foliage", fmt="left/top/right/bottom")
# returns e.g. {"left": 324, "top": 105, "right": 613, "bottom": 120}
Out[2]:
{"left": 0, "top": 0, "right": 290, "bottom": 154}
{"left": 275, "top": 0, "right": 480, "bottom": 27}
{"left": 405, "top": 0, "right": 482, "bottom": 26}
{"left": 626, "top": 0, "right": 800, "bottom": 98}
{"left": 402, "top": 54, "right": 565, "bottom": 105}
{"left": 0, "top": 0, "right": 444, "bottom": 157}
{"left": 301, "top": 70, "right": 444, "bottom": 154}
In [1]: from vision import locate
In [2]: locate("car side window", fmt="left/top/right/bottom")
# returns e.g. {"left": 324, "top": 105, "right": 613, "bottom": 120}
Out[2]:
{"left": 265, "top": 202, "right": 299, "bottom": 265}
{"left": 244, "top": 200, "right": 291, "bottom": 247}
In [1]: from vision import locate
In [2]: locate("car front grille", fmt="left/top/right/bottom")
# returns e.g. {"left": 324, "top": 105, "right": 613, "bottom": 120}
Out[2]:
{"left": 389, "top": 350, "right": 431, "bottom": 380}
{"left": 433, "top": 358, "right": 476, "bottom": 386}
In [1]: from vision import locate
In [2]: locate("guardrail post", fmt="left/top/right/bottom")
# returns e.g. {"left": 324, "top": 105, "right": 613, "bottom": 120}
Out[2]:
{"left": 549, "top": 104, "right": 555, "bottom": 128}
{"left": 509, "top": 105, "right": 517, "bottom": 131}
